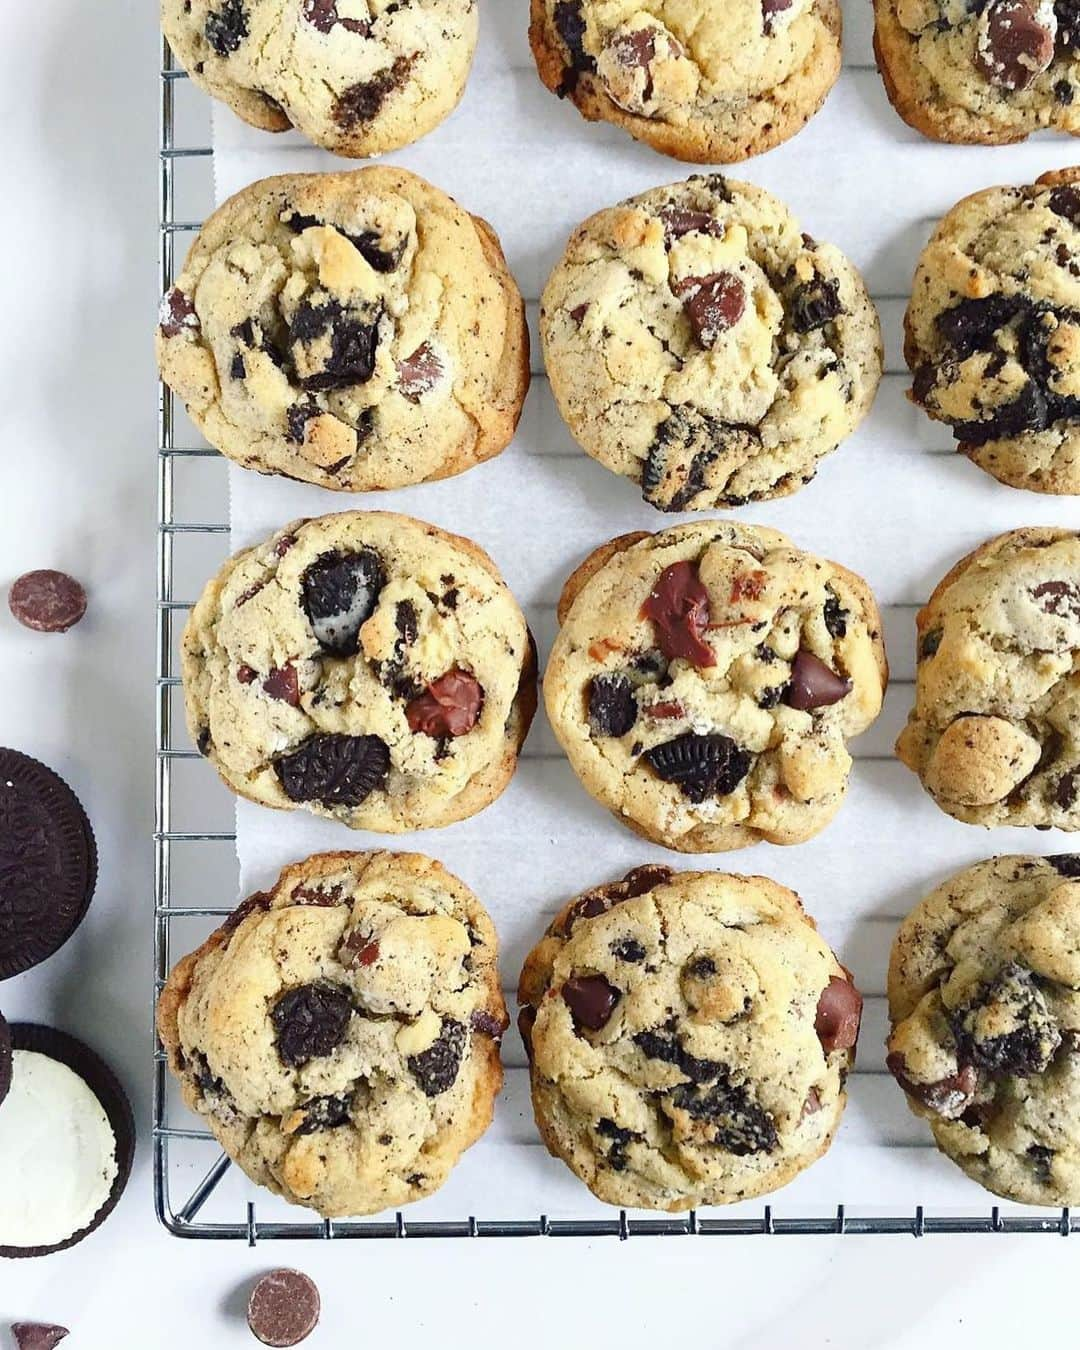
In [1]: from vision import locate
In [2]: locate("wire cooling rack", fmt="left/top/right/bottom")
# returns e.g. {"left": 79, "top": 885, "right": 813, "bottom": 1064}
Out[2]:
{"left": 154, "top": 33, "right": 1079, "bottom": 1242}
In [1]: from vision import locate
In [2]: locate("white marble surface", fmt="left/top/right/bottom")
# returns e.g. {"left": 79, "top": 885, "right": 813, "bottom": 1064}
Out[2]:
{"left": 0, "top": 2, "right": 1077, "bottom": 1345}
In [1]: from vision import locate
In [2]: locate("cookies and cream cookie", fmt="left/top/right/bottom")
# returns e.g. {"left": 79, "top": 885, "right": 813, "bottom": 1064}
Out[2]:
{"left": 182, "top": 511, "right": 536, "bottom": 832}
{"left": 518, "top": 865, "right": 862, "bottom": 1210}
{"left": 157, "top": 168, "right": 528, "bottom": 492}
{"left": 540, "top": 176, "right": 882, "bottom": 512}
{"left": 544, "top": 522, "right": 887, "bottom": 852}
{"left": 157, "top": 851, "right": 506, "bottom": 1217}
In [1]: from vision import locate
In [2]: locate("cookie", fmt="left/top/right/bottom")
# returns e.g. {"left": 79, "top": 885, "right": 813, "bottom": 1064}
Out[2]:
{"left": 157, "top": 851, "right": 507, "bottom": 1217}
{"left": 896, "top": 527, "right": 1080, "bottom": 829}
{"left": 874, "top": 0, "right": 1080, "bottom": 145}
{"left": 157, "top": 168, "right": 529, "bottom": 493}
{"left": 540, "top": 175, "right": 882, "bottom": 512}
{"left": 0, "top": 1024, "right": 134, "bottom": 1257}
{"left": 517, "top": 865, "right": 861, "bottom": 1210}
{"left": 183, "top": 511, "right": 536, "bottom": 832}
{"left": 544, "top": 522, "right": 887, "bottom": 852}
{"left": 0, "top": 750, "right": 97, "bottom": 980}
{"left": 529, "top": 0, "right": 842, "bottom": 163}
{"left": 905, "top": 169, "right": 1080, "bottom": 494}
{"left": 161, "top": 0, "right": 478, "bottom": 157}
{"left": 887, "top": 854, "right": 1080, "bottom": 1206}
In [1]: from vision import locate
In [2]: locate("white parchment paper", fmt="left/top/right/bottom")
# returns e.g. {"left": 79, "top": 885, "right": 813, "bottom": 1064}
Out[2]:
{"left": 202, "top": 2, "right": 1080, "bottom": 1220}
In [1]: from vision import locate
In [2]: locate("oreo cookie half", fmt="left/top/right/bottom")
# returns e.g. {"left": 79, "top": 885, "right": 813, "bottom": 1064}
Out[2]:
{"left": 0, "top": 1024, "right": 134, "bottom": 1257}
{"left": 0, "top": 750, "right": 97, "bottom": 979}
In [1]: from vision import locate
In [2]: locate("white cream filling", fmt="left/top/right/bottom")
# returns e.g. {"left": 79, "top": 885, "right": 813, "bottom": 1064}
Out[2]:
{"left": 0, "top": 1050, "right": 118, "bottom": 1248}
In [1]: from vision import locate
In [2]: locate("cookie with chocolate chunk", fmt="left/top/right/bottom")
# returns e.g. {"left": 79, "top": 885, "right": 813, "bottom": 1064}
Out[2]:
{"left": 874, "top": 0, "right": 1080, "bottom": 145}
{"left": 896, "top": 527, "right": 1080, "bottom": 828}
{"left": 157, "top": 851, "right": 506, "bottom": 1217}
{"left": 518, "top": 866, "right": 861, "bottom": 1210}
{"left": 162, "top": 0, "right": 478, "bottom": 157}
{"left": 888, "top": 855, "right": 1080, "bottom": 1205}
{"left": 905, "top": 169, "right": 1080, "bottom": 493}
{"left": 540, "top": 176, "right": 882, "bottom": 511}
{"left": 544, "top": 522, "right": 887, "bottom": 852}
{"left": 156, "top": 167, "right": 528, "bottom": 492}
{"left": 181, "top": 510, "right": 536, "bottom": 832}
{"left": 529, "top": 0, "right": 842, "bottom": 162}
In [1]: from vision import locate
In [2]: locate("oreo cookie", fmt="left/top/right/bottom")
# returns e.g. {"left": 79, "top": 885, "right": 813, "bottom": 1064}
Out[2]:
{"left": 0, "top": 1011, "right": 10, "bottom": 1107}
{"left": 0, "top": 750, "right": 97, "bottom": 979}
{"left": 0, "top": 1024, "right": 134, "bottom": 1257}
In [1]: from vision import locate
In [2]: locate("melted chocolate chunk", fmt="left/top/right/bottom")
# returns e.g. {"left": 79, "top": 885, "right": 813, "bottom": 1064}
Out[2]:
{"left": 975, "top": 0, "right": 1054, "bottom": 91}
{"left": 587, "top": 673, "right": 638, "bottom": 737}
{"left": 275, "top": 734, "right": 390, "bottom": 807}
{"left": 814, "top": 976, "right": 862, "bottom": 1053}
{"left": 676, "top": 271, "right": 747, "bottom": 348}
{"left": 405, "top": 670, "right": 484, "bottom": 737}
{"left": 645, "top": 732, "right": 753, "bottom": 803}
{"left": 562, "top": 975, "right": 621, "bottom": 1031}
{"left": 397, "top": 342, "right": 443, "bottom": 402}
{"left": 640, "top": 560, "right": 715, "bottom": 667}
{"left": 886, "top": 1053, "right": 978, "bottom": 1117}
{"left": 271, "top": 983, "right": 353, "bottom": 1067}
{"left": 333, "top": 56, "right": 413, "bottom": 128}
{"left": 659, "top": 206, "right": 723, "bottom": 244}
{"left": 407, "top": 1018, "right": 467, "bottom": 1096}
{"left": 159, "top": 286, "right": 198, "bottom": 337}
{"left": 301, "top": 548, "right": 385, "bottom": 655}
{"left": 783, "top": 650, "right": 852, "bottom": 712}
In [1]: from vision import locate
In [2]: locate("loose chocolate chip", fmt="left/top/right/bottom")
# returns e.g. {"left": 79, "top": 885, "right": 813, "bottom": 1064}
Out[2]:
{"left": 397, "top": 342, "right": 443, "bottom": 402}
{"left": 814, "top": 976, "right": 863, "bottom": 1053}
{"left": 668, "top": 1076, "right": 778, "bottom": 1155}
{"left": 11, "top": 1327, "right": 69, "bottom": 1350}
{"left": 1047, "top": 852, "right": 1080, "bottom": 875}
{"left": 1031, "top": 579, "right": 1080, "bottom": 619}
{"left": 159, "top": 286, "right": 198, "bottom": 337}
{"left": 275, "top": 733, "right": 390, "bottom": 807}
{"left": 919, "top": 628, "right": 942, "bottom": 660}
{"left": 658, "top": 206, "right": 723, "bottom": 244}
{"left": 675, "top": 271, "right": 746, "bottom": 348}
{"left": 789, "top": 275, "right": 843, "bottom": 333}
{"left": 976, "top": 0, "right": 1054, "bottom": 90}
{"left": 554, "top": 0, "right": 595, "bottom": 74}
{"left": 247, "top": 1270, "right": 320, "bottom": 1348}
{"left": 587, "top": 673, "right": 638, "bottom": 737}
{"left": 1055, "top": 772, "right": 1080, "bottom": 810}
{"left": 263, "top": 664, "right": 300, "bottom": 706}
{"left": 8, "top": 570, "right": 87, "bottom": 633}
{"left": 563, "top": 975, "right": 621, "bottom": 1031}
{"left": 783, "top": 649, "right": 852, "bottom": 711}
{"left": 641, "top": 560, "right": 716, "bottom": 667}
{"left": 408, "top": 1017, "right": 467, "bottom": 1095}
{"left": 301, "top": 548, "right": 385, "bottom": 655}
{"left": 762, "top": 0, "right": 794, "bottom": 32}
{"left": 611, "top": 937, "right": 646, "bottom": 962}
{"left": 406, "top": 670, "right": 484, "bottom": 737}
{"left": 951, "top": 962, "right": 1061, "bottom": 1076}
{"left": 333, "top": 55, "right": 413, "bottom": 128}
{"left": 645, "top": 732, "right": 753, "bottom": 803}
{"left": 822, "top": 590, "right": 848, "bottom": 639}
{"left": 886, "top": 1052, "right": 978, "bottom": 1117}
{"left": 293, "top": 1093, "right": 352, "bottom": 1134}
{"left": 204, "top": 0, "right": 248, "bottom": 55}
{"left": 470, "top": 1008, "right": 508, "bottom": 1039}
{"left": 271, "top": 983, "right": 353, "bottom": 1067}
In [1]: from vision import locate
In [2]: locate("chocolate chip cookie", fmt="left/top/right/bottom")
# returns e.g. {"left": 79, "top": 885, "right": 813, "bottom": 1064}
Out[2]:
{"left": 896, "top": 527, "right": 1080, "bottom": 829}
{"left": 540, "top": 176, "right": 882, "bottom": 512}
{"left": 518, "top": 865, "right": 861, "bottom": 1210}
{"left": 529, "top": 1, "right": 842, "bottom": 162}
{"left": 157, "top": 168, "right": 528, "bottom": 492}
{"left": 874, "top": 0, "right": 1080, "bottom": 144}
{"left": 161, "top": 0, "right": 478, "bottom": 157}
{"left": 905, "top": 169, "right": 1080, "bottom": 493}
{"left": 888, "top": 854, "right": 1080, "bottom": 1205}
{"left": 157, "top": 850, "right": 506, "bottom": 1217}
{"left": 544, "top": 522, "right": 887, "bottom": 852}
{"left": 182, "top": 511, "right": 536, "bottom": 832}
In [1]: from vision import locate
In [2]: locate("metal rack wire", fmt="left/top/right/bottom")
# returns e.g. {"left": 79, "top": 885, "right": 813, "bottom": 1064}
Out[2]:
{"left": 154, "top": 35, "right": 1077, "bottom": 1242}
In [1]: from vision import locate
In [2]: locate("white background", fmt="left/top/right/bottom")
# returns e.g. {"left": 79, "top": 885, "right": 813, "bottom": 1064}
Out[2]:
{"left": 2, "top": 1, "right": 1080, "bottom": 1345}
